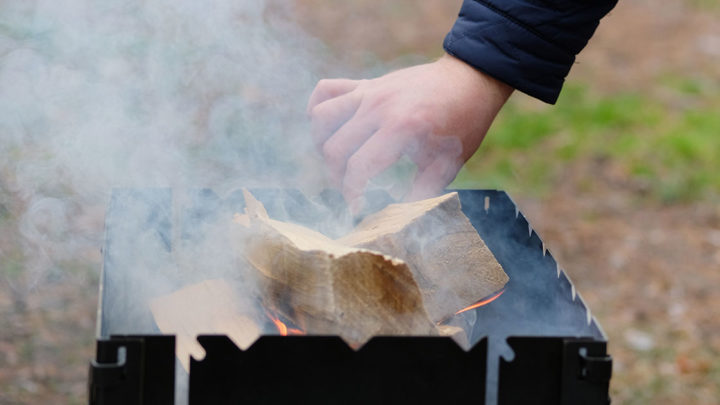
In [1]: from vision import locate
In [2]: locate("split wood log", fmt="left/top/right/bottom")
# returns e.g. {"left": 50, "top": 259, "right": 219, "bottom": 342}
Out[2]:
{"left": 337, "top": 192, "right": 508, "bottom": 323}
{"left": 150, "top": 279, "right": 261, "bottom": 371}
{"left": 437, "top": 324, "right": 469, "bottom": 349}
{"left": 236, "top": 190, "right": 438, "bottom": 346}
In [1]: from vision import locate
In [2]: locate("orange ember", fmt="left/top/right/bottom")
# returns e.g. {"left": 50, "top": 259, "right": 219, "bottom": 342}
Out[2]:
{"left": 455, "top": 289, "right": 505, "bottom": 315}
{"left": 271, "top": 315, "right": 288, "bottom": 336}
{"left": 266, "top": 310, "right": 305, "bottom": 336}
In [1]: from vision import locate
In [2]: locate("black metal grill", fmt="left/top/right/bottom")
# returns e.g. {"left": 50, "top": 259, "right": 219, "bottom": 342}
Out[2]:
{"left": 89, "top": 188, "right": 612, "bottom": 405}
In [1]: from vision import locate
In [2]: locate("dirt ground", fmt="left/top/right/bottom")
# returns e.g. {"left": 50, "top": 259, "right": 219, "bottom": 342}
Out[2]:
{"left": 519, "top": 164, "right": 720, "bottom": 404}
{"left": 1, "top": 0, "right": 718, "bottom": 403}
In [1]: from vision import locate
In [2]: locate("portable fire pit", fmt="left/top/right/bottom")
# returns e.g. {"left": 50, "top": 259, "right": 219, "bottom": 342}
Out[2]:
{"left": 89, "top": 188, "right": 612, "bottom": 405}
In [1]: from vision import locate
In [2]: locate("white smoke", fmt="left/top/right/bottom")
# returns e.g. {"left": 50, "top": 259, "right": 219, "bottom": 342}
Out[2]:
{"left": 0, "top": 0, "right": 331, "bottom": 303}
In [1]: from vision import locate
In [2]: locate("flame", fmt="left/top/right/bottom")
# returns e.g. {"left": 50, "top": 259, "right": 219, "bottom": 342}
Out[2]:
{"left": 271, "top": 315, "right": 288, "bottom": 336}
{"left": 266, "top": 310, "right": 305, "bottom": 336}
{"left": 455, "top": 289, "right": 505, "bottom": 315}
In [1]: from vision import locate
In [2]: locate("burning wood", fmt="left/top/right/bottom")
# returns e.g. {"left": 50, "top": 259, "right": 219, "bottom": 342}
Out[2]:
{"left": 338, "top": 192, "right": 508, "bottom": 322}
{"left": 236, "top": 189, "right": 508, "bottom": 343}
{"left": 236, "top": 190, "right": 437, "bottom": 345}
{"left": 149, "top": 189, "right": 508, "bottom": 355}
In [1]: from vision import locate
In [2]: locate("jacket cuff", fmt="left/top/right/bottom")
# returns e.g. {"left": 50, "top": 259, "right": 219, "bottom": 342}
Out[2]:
{"left": 444, "top": 1, "right": 577, "bottom": 104}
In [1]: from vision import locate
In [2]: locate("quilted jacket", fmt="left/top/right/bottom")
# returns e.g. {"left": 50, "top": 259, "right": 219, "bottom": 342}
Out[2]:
{"left": 444, "top": 0, "right": 618, "bottom": 104}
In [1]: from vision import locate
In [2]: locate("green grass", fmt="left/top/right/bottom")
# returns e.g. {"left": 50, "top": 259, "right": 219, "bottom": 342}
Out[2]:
{"left": 689, "top": 0, "right": 720, "bottom": 11}
{"left": 452, "top": 81, "right": 720, "bottom": 202}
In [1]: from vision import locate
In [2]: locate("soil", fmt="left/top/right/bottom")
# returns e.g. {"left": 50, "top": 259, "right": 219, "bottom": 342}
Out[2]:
{"left": 518, "top": 160, "right": 720, "bottom": 404}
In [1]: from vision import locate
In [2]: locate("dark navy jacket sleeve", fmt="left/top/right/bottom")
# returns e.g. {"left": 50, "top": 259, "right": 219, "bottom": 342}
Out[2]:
{"left": 444, "top": 0, "right": 617, "bottom": 104}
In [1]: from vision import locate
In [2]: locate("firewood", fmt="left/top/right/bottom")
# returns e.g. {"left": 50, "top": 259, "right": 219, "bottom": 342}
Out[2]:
{"left": 337, "top": 192, "right": 508, "bottom": 323}
{"left": 236, "top": 190, "right": 438, "bottom": 346}
{"left": 149, "top": 279, "right": 261, "bottom": 371}
{"left": 437, "top": 324, "right": 469, "bottom": 349}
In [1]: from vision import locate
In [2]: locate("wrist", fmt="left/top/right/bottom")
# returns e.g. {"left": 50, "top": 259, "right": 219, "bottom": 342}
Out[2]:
{"left": 437, "top": 53, "right": 513, "bottom": 105}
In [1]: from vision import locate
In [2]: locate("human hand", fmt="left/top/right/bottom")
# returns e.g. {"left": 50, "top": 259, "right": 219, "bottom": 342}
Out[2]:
{"left": 307, "top": 54, "right": 513, "bottom": 213}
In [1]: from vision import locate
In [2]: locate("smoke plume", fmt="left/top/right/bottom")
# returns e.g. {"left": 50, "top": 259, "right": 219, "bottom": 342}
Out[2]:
{"left": 0, "top": 0, "right": 337, "bottom": 303}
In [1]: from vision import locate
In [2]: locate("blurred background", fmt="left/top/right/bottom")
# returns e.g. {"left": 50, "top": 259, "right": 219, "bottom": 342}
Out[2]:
{"left": 1, "top": 0, "right": 719, "bottom": 403}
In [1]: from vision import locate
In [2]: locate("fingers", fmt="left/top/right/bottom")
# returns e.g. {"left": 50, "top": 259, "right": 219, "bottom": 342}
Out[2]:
{"left": 310, "top": 91, "right": 362, "bottom": 149}
{"left": 405, "top": 157, "right": 462, "bottom": 202}
{"left": 321, "top": 116, "right": 377, "bottom": 186}
{"left": 306, "top": 79, "right": 360, "bottom": 114}
{"left": 341, "top": 127, "right": 415, "bottom": 213}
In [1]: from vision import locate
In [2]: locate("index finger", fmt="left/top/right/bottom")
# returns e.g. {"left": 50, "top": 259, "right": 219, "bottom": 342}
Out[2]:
{"left": 307, "top": 79, "right": 361, "bottom": 114}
